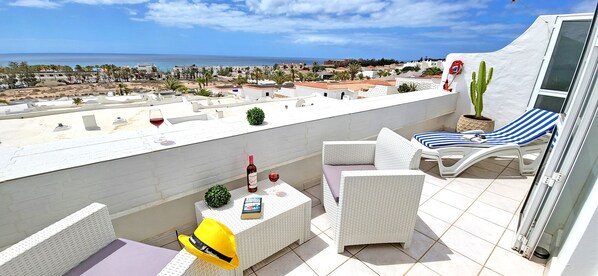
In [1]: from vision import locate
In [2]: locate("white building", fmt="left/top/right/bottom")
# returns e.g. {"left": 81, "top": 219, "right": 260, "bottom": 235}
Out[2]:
{"left": 241, "top": 85, "right": 278, "bottom": 101}
{"left": 136, "top": 64, "right": 157, "bottom": 73}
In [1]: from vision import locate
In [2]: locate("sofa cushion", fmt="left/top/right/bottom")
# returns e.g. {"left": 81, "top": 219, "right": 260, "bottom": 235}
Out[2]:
{"left": 323, "top": 164, "right": 376, "bottom": 203}
{"left": 374, "top": 128, "right": 422, "bottom": 170}
{"left": 65, "top": 238, "right": 178, "bottom": 276}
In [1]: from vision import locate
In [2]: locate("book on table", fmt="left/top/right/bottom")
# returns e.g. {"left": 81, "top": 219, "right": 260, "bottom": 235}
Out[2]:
{"left": 241, "top": 197, "right": 263, "bottom": 219}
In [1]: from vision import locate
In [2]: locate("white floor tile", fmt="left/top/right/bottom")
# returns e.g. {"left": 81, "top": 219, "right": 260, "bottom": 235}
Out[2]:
{"left": 419, "top": 198, "right": 464, "bottom": 224}
{"left": 478, "top": 191, "right": 521, "bottom": 213}
{"left": 420, "top": 242, "right": 482, "bottom": 276}
{"left": 444, "top": 179, "right": 486, "bottom": 199}
{"left": 310, "top": 204, "right": 331, "bottom": 231}
{"left": 329, "top": 257, "right": 377, "bottom": 276}
{"left": 439, "top": 226, "right": 495, "bottom": 265}
{"left": 395, "top": 230, "right": 435, "bottom": 260}
{"left": 293, "top": 233, "right": 351, "bottom": 276}
{"left": 454, "top": 212, "right": 505, "bottom": 244}
{"left": 432, "top": 189, "right": 475, "bottom": 211}
{"left": 416, "top": 212, "right": 452, "bottom": 241}
{"left": 254, "top": 251, "right": 316, "bottom": 276}
{"left": 406, "top": 263, "right": 440, "bottom": 276}
{"left": 355, "top": 244, "right": 416, "bottom": 275}
{"left": 468, "top": 201, "right": 514, "bottom": 228}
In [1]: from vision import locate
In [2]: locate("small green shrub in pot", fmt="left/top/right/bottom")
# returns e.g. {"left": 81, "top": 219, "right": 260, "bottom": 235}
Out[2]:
{"left": 204, "top": 185, "right": 231, "bottom": 208}
{"left": 246, "top": 107, "right": 265, "bottom": 125}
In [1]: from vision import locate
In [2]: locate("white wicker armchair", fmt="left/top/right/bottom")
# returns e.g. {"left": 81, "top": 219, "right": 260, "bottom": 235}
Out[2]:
{"left": 322, "top": 128, "right": 425, "bottom": 253}
{"left": 0, "top": 203, "right": 206, "bottom": 276}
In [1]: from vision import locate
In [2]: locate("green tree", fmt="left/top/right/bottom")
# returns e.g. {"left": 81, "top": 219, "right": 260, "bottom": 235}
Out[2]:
{"left": 252, "top": 67, "right": 263, "bottom": 84}
{"left": 233, "top": 76, "right": 247, "bottom": 85}
{"left": 117, "top": 83, "right": 130, "bottom": 95}
{"left": 72, "top": 98, "right": 83, "bottom": 105}
{"left": 421, "top": 66, "right": 443, "bottom": 76}
{"left": 289, "top": 68, "right": 297, "bottom": 82}
{"left": 271, "top": 71, "right": 289, "bottom": 85}
{"left": 347, "top": 62, "right": 362, "bottom": 80}
{"left": 332, "top": 71, "right": 350, "bottom": 81}
{"left": 164, "top": 77, "right": 184, "bottom": 91}
{"left": 398, "top": 83, "right": 418, "bottom": 93}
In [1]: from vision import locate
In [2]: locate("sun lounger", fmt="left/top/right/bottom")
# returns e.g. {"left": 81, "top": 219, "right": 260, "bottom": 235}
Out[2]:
{"left": 411, "top": 108, "right": 559, "bottom": 177}
{"left": 82, "top": 115, "right": 101, "bottom": 131}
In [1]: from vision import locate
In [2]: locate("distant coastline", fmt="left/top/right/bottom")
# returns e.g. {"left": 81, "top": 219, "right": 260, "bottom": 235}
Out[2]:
{"left": 0, "top": 53, "right": 329, "bottom": 71}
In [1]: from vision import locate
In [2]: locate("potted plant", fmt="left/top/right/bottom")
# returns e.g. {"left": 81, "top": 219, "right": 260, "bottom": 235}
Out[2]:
{"left": 246, "top": 107, "right": 265, "bottom": 125}
{"left": 205, "top": 185, "right": 231, "bottom": 208}
{"left": 456, "top": 61, "right": 495, "bottom": 132}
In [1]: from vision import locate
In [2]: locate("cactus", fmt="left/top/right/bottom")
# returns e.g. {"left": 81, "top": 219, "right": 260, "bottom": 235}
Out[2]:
{"left": 470, "top": 61, "right": 493, "bottom": 119}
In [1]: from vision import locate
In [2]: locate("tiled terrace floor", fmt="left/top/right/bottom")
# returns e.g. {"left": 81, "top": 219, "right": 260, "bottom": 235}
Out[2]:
{"left": 165, "top": 157, "right": 547, "bottom": 276}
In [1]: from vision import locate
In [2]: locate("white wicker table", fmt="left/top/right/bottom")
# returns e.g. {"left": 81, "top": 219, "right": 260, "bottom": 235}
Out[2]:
{"left": 194, "top": 180, "right": 311, "bottom": 276}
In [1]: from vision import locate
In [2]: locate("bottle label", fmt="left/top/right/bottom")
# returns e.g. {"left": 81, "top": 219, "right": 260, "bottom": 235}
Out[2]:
{"left": 248, "top": 172, "right": 257, "bottom": 189}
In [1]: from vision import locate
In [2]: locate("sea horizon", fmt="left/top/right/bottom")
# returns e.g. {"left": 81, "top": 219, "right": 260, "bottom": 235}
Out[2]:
{"left": 0, "top": 53, "right": 331, "bottom": 71}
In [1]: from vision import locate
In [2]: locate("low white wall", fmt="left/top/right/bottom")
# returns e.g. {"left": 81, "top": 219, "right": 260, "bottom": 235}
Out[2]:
{"left": 359, "top": 85, "right": 396, "bottom": 98}
{"left": 277, "top": 87, "right": 296, "bottom": 97}
{"left": 0, "top": 90, "right": 457, "bottom": 248}
{"left": 441, "top": 15, "right": 557, "bottom": 130}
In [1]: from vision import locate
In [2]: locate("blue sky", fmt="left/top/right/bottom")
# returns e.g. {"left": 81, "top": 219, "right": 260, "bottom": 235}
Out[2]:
{"left": 0, "top": 0, "right": 595, "bottom": 60}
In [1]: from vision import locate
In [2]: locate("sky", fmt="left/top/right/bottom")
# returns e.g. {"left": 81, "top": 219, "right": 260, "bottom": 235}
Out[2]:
{"left": 0, "top": 0, "right": 596, "bottom": 60}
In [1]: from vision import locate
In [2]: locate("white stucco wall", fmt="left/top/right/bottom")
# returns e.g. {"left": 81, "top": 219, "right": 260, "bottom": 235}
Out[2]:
{"left": 276, "top": 87, "right": 296, "bottom": 98}
{"left": 358, "top": 85, "right": 396, "bottom": 98}
{"left": 242, "top": 87, "right": 276, "bottom": 101}
{"left": 442, "top": 15, "right": 557, "bottom": 130}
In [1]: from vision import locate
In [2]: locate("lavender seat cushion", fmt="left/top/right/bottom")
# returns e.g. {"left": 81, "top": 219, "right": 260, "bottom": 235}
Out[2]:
{"left": 65, "top": 238, "right": 178, "bottom": 276}
{"left": 323, "top": 164, "right": 377, "bottom": 203}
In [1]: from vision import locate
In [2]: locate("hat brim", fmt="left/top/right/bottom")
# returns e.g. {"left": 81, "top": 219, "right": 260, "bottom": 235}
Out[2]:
{"left": 178, "top": 234, "right": 240, "bottom": 270}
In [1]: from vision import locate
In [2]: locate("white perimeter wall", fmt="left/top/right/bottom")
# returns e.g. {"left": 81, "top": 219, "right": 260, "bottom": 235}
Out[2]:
{"left": 359, "top": 85, "right": 396, "bottom": 98}
{"left": 0, "top": 90, "right": 457, "bottom": 248}
{"left": 442, "top": 15, "right": 557, "bottom": 130}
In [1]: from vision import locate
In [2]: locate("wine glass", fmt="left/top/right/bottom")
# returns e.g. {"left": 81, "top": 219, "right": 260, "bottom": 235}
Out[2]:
{"left": 269, "top": 168, "right": 285, "bottom": 196}
{"left": 149, "top": 108, "right": 166, "bottom": 143}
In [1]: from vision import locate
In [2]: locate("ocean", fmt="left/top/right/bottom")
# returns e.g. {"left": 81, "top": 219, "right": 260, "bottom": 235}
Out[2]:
{"left": 0, "top": 53, "right": 329, "bottom": 71}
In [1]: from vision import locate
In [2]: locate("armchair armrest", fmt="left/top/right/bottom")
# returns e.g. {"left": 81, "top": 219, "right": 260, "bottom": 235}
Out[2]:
{"left": 159, "top": 249, "right": 205, "bottom": 276}
{"left": 322, "top": 141, "right": 376, "bottom": 165}
{"left": 0, "top": 203, "right": 116, "bottom": 276}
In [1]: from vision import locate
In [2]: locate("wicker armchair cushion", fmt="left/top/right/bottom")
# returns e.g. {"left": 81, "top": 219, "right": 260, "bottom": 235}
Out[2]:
{"left": 65, "top": 239, "right": 178, "bottom": 276}
{"left": 323, "top": 164, "right": 376, "bottom": 203}
{"left": 375, "top": 128, "right": 421, "bottom": 170}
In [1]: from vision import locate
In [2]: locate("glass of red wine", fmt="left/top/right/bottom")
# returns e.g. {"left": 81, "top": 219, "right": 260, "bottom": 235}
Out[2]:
{"left": 269, "top": 168, "right": 285, "bottom": 196}
{"left": 149, "top": 108, "right": 166, "bottom": 143}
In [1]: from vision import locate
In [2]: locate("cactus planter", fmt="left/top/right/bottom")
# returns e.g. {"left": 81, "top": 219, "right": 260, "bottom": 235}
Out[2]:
{"left": 457, "top": 61, "right": 495, "bottom": 132}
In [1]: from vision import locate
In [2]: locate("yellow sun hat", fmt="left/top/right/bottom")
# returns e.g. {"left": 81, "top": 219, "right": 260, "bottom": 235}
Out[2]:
{"left": 178, "top": 218, "right": 239, "bottom": 270}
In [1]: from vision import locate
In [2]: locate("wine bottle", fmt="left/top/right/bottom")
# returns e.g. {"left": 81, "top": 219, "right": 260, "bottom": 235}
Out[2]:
{"left": 247, "top": 154, "right": 257, "bottom": 192}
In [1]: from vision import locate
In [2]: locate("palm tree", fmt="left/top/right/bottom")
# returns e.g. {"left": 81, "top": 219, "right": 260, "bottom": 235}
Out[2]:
{"left": 312, "top": 62, "right": 319, "bottom": 73}
{"left": 117, "top": 83, "right": 130, "bottom": 95}
{"left": 233, "top": 76, "right": 247, "bottom": 85}
{"left": 421, "top": 67, "right": 443, "bottom": 76}
{"left": 164, "top": 77, "right": 184, "bottom": 91}
{"left": 252, "top": 67, "right": 263, "bottom": 84}
{"left": 332, "top": 71, "right": 350, "bottom": 81}
{"left": 196, "top": 77, "right": 205, "bottom": 89}
{"left": 289, "top": 68, "right": 297, "bottom": 82}
{"left": 271, "top": 71, "right": 288, "bottom": 85}
{"left": 347, "top": 62, "right": 362, "bottom": 80}
{"left": 72, "top": 98, "right": 83, "bottom": 105}
{"left": 297, "top": 72, "right": 305, "bottom": 82}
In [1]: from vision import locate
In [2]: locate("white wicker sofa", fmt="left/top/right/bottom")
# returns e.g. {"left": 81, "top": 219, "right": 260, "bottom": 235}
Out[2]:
{"left": 0, "top": 203, "right": 207, "bottom": 276}
{"left": 322, "top": 128, "right": 425, "bottom": 253}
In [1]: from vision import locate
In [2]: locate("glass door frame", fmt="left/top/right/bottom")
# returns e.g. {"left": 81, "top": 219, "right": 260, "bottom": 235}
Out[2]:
{"left": 527, "top": 14, "right": 593, "bottom": 111}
